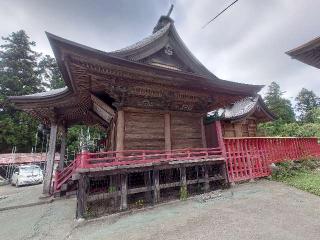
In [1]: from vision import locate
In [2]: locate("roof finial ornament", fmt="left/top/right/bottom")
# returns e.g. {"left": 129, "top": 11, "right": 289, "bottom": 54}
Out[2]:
{"left": 166, "top": 4, "right": 174, "bottom": 17}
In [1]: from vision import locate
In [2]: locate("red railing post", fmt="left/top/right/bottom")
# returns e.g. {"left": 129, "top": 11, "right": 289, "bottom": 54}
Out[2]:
{"left": 54, "top": 169, "right": 60, "bottom": 192}
{"left": 79, "top": 151, "right": 89, "bottom": 168}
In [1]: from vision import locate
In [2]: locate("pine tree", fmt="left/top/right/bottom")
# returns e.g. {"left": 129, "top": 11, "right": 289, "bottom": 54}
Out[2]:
{"left": 264, "top": 82, "right": 295, "bottom": 123}
{"left": 0, "top": 30, "right": 43, "bottom": 153}
{"left": 0, "top": 30, "right": 44, "bottom": 97}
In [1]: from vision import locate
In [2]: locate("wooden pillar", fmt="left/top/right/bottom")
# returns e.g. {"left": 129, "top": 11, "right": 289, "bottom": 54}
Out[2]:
{"left": 153, "top": 169, "right": 160, "bottom": 204}
{"left": 116, "top": 110, "right": 125, "bottom": 153}
{"left": 110, "top": 122, "right": 116, "bottom": 151}
{"left": 180, "top": 166, "right": 187, "bottom": 187}
{"left": 180, "top": 166, "right": 187, "bottom": 199}
{"left": 164, "top": 113, "right": 171, "bottom": 151}
{"left": 110, "top": 174, "right": 119, "bottom": 208}
{"left": 43, "top": 122, "right": 58, "bottom": 195}
{"left": 201, "top": 117, "right": 207, "bottom": 148}
{"left": 58, "top": 126, "right": 67, "bottom": 170}
{"left": 144, "top": 171, "right": 152, "bottom": 202}
{"left": 120, "top": 173, "right": 128, "bottom": 211}
{"left": 220, "top": 163, "right": 229, "bottom": 185}
{"left": 204, "top": 166, "right": 210, "bottom": 192}
{"left": 76, "top": 173, "right": 89, "bottom": 219}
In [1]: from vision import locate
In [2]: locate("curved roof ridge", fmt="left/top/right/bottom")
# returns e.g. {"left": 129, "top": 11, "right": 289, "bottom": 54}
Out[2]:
{"left": 8, "top": 86, "right": 70, "bottom": 100}
{"left": 207, "top": 95, "right": 275, "bottom": 122}
{"left": 110, "top": 23, "right": 171, "bottom": 55}
{"left": 168, "top": 25, "right": 218, "bottom": 79}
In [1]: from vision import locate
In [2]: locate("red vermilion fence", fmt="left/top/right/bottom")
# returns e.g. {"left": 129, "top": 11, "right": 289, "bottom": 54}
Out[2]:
{"left": 54, "top": 137, "right": 320, "bottom": 192}
{"left": 224, "top": 137, "right": 320, "bottom": 182}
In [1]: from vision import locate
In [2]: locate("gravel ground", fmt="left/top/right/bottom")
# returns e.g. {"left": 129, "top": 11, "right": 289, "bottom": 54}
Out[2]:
{"left": 1, "top": 180, "right": 320, "bottom": 240}
{"left": 0, "top": 184, "right": 43, "bottom": 209}
{"left": 68, "top": 180, "right": 320, "bottom": 240}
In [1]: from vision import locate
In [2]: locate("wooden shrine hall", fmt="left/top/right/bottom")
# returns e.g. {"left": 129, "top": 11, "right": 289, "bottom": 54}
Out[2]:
{"left": 9, "top": 9, "right": 269, "bottom": 217}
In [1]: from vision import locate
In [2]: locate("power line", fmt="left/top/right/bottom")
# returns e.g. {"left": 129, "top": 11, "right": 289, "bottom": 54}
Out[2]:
{"left": 202, "top": 0, "right": 240, "bottom": 29}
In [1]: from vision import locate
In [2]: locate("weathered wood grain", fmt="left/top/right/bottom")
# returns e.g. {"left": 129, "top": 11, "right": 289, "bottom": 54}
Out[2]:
{"left": 171, "top": 114, "right": 202, "bottom": 149}
{"left": 124, "top": 111, "right": 165, "bottom": 150}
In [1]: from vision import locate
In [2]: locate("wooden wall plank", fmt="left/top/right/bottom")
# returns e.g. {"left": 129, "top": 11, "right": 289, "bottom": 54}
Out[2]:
{"left": 171, "top": 114, "right": 202, "bottom": 149}
{"left": 124, "top": 111, "right": 165, "bottom": 150}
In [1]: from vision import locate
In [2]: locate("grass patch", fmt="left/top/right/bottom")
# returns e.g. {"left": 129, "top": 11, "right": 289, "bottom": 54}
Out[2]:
{"left": 272, "top": 159, "right": 320, "bottom": 196}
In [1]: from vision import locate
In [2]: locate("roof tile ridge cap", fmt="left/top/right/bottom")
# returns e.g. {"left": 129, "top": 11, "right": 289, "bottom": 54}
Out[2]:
{"left": 110, "top": 23, "right": 171, "bottom": 54}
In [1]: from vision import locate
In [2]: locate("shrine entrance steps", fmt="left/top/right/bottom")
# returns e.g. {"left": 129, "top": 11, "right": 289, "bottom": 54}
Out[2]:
{"left": 75, "top": 159, "right": 228, "bottom": 218}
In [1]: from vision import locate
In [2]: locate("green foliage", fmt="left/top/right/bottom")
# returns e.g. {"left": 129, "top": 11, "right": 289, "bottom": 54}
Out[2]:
{"left": 0, "top": 30, "right": 75, "bottom": 154}
{"left": 0, "top": 111, "right": 39, "bottom": 152}
{"left": 264, "top": 82, "right": 295, "bottom": 123}
{"left": 134, "top": 199, "right": 144, "bottom": 208}
{"left": 309, "top": 108, "right": 320, "bottom": 124}
{"left": 38, "top": 55, "right": 64, "bottom": 89}
{"left": 0, "top": 30, "right": 44, "bottom": 97}
{"left": 0, "top": 30, "right": 43, "bottom": 153}
{"left": 272, "top": 159, "right": 320, "bottom": 196}
{"left": 295, "top": 88, "right": 320, "bottom": 122}
{"left": 180, "top": 185, "right": 188, "bottom": 201}
{"left": 66, "top": 125, "right": 106, "bottom": 157}
{"left": 258, "top": 121, "right": 320, "bottom": 137}
{"left": 108, "top": 185, "right": 116, "bottom": 193}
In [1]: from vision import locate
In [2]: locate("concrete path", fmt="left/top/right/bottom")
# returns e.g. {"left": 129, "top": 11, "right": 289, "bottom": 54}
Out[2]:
{"left": 0, "top": 180, "right": 320, "bottom": 240}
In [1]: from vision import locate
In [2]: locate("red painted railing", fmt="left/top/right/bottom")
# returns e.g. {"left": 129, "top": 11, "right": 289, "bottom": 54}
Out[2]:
{"left": 54, "top": 137, "right": 320, "bottom": 192}
{"left": 54, "top": 155, "right": 82, "bottom": 192}
{"left": 224, "top": 137, "right": 320, "bottom": 182}
{"left": 54, "top": 147, "right": 223, "bottom": 192}
{"left": 80, "top": 148, "right": 223, "bottom": 169}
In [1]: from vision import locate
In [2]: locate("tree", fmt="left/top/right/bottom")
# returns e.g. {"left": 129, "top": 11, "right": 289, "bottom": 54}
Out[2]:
{"left": 0, "top": 30, "right": 44, "bottom": 97}
{"left": 0, "top": 30, "right": 43, "bottom": 153}
{"left": 264, "top": 82, "right": 295, "bottom": 123}
{"left": 38, "top": 55, "right": 64, "bottom": 90}
{"left": 295, "top": 88, "right": 319, "bottom": 122}
{"left": 308, "top": 107, "right": 320, "bottom": 124}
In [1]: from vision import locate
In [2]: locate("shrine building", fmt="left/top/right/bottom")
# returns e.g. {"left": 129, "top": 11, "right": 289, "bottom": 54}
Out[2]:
{"left": 9, "top": 8, "right": 274, "bottom": 217}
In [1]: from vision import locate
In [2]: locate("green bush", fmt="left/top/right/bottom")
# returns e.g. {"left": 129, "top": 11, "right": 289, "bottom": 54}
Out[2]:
{"left": 180, "top": 185, "right": 188, "bottom": 201}
{"left": 272, "top": 159, "right": 320, "bottom": 196}
{"left": 258, "top": 121, "right": 320, "bottom": 138}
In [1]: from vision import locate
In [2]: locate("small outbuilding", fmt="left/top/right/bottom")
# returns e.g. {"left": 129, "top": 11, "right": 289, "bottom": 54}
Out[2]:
{"left": 206, "top": 95, "right": 276, "bottom": 138}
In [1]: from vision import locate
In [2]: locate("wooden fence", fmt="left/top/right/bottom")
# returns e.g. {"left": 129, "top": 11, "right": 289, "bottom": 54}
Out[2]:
{"left": 54, "top": 137, "right": 320, "bottom": 192}
{"left": 224, "top": 137, "right": 320, "bottom": 182}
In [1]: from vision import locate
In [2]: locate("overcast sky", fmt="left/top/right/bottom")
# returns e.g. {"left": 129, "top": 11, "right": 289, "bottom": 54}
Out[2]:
{"left": 1, "top": 0, "right": 319, "bottom": 101}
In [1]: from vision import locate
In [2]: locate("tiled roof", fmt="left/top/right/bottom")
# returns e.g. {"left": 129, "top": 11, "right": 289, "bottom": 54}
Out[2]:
{"left": 110, "top": 23, "right": 171, "bottom": 55}
{"left": 207, "top": 96, "right": 259, "bottom": 120}
{"left": 9, "top": 87, "right": 68, "bottom": 100}
{"left": 22, "top": 87, "right": 68, "bottom": 97}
